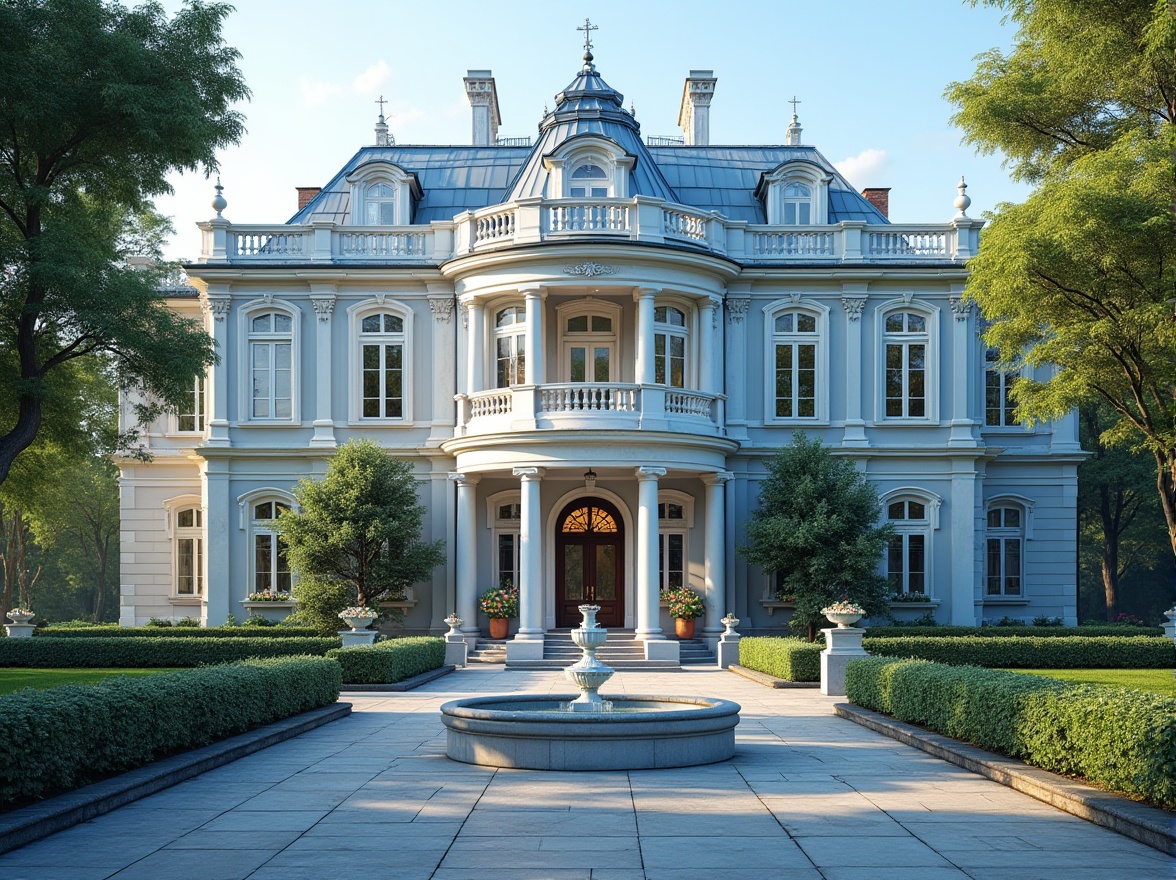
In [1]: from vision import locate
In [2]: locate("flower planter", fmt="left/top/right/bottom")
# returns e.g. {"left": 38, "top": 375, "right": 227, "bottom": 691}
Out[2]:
{"left": 342, "top": 615, "right": 376, "bottom": 631}
{"left": 488, "top": 617, "right": 510, "bottom": 640}
{"left": 6, "top": 610, "right": 34, "bottom": 625}
{"left": 674, "top": 618, "right": 696, "bottom": 640}
{"left": 824, "top": 611, "right": 863, "bottom": 628}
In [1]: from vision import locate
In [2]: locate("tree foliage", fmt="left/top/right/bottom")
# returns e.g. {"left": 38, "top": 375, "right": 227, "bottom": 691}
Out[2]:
{"left": 277, "top": 441, "right": 445, "bottom": 634}
{"left": 0, "top": 0, "right": 249, "bottom": 485}
{"left": 946, "top": 0, "right": 1176, "bottom": 559}
{"left": 740, "top": 433, "right": 892, "bottom": 639}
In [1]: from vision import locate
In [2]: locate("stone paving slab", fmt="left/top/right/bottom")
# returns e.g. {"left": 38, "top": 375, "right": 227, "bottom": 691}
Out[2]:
{"left": 0, "top": 667, "right": 1172, "bottom": 880}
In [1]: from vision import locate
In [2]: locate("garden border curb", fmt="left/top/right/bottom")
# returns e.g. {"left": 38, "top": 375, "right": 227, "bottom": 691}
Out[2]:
{"left": 340, "top": 664, "right": 455, "bottom": 691}
{"left": 727, "top": 664, "right": 819, "bottom": 688}
{"left": 0, "top": 701, "right": 352, "bottom": 856}
{"left": 833, "top": 702, "right": 1175, "bottom": 856}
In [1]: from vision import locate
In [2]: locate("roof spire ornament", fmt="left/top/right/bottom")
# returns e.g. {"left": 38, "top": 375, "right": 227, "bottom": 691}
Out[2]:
{"left": 954, "top": 175, "right": 971, "bottom": 217}
{"left": 577, "top": 18, "right": 598, "bottom": 71}
{"left": 211, "top": 177, "right": 227, "bottom": 218}
{"left": 374, "top": 94, "right": 393, "bottom": 146}
{"left": 785, "top": 95, "right": 803, "bottom": 146}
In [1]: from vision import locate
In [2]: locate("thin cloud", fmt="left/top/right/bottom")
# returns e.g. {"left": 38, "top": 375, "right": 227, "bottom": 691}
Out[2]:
{"left": 353, "top": 61, "right": 392, "bottom": 94}
{"left": 835, "top": 148, "right": 890, "bottom": 187}
{"left": 298, "top": 76, "right": 343, "bottom": 107}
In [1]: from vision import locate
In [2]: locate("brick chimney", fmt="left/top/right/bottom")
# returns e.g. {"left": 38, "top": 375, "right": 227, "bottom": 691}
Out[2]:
{"left": 678, "top": 70, "right": 717, "bottom": 146}
{"left": 296, "top": 187, "right": 321, "bottom": 211}
{"left": 862, "top": 187, "right": 890, "bottom": 218}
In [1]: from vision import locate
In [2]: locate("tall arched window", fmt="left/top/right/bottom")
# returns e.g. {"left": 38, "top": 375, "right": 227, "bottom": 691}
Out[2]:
{"left": 364, "top": 182, "right": 397, "bottom": 225}
{"left": 249, "top": 312, "right": 293, "bottom": 420}
{"left": 883, "top": 311, "right": 929, "bottom": 419}
{"left": 985, "top": 346, "right": 1018, "bottom": 427}
{"left": 360, "top": 312, "right": 405, "bottom": 419}
{"left": 781, "top": 181, "right": 812, "bottom": 225}
{"left": 494, "top": 305, "right": 526, "bottom": 387}
{"left": 653, "top": 306, "right": 687, "bottom": 388}
{"left": 986, "top": 505, "right": 1024, "bottom": 596}
{"left": 886, "top": 499, "right": 929, "bottom": 596}
{"left": 174, "top": 507, "right": 204, "bottom": 597}
{"left": 569, "top": 162, "right": 610, "bottom": 198}
{"left": 252, "top": 500, "right": 291, "bottom": 594}
{"left": 772, "top": 310, "right": 818, "bottom": 418}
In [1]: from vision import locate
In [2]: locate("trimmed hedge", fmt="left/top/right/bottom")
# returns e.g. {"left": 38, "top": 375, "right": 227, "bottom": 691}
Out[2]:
{"left": 864, "top": 625, "right": 1163, "bottom": 639}
{"left": 327, "top": 637, "right": 446, "bottom": 684}
{"left": 0, "top": 657, "right": 341, "bottom": 808}
{"left": 33, "top": 626, "right": 322, "bottom": 639}
{"left": 738, "top": 637, "right": 822, "bottom": 682}
{"left": 861, "top": 635, "right": 1175, "bottom": 669}
{"left": 845, "top": 657, "right": 1176, "bottom": 810}
{"left": 0, "top": 636, "right": 340, "bottom": 668}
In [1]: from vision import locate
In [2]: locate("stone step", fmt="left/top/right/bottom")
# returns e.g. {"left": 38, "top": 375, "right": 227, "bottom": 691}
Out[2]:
{"left": 466, "top": 633, "right": 718, "bottom": 668}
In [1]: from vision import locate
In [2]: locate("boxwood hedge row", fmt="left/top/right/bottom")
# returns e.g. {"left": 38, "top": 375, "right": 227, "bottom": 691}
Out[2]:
{"left": 33, "top": 626, "right": 323, "bottom": 639}
{"left": 327, "top": 637, "right": 446, "bottom": 684}
{"left": 863, "top": 625, "right": 1162, "bottom": 639}
{"left": 845, "top": 657, "right": 1176, "bottom": 810}
{"left": 0, "top": 657, "right": 342, "bottom": 808}
{"left": 861, "top": 635, "right": 1174, "bottom": 668}
{"left": 0, "top": 636, "right": 340, "bottom": 667}
{"left": 738, "top": 637, "right": 822, "bottom": 682}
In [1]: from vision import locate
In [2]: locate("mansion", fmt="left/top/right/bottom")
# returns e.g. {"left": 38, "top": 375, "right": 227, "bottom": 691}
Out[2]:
{"left": 118, "top": 48, "right": 1082, "bottom": 660}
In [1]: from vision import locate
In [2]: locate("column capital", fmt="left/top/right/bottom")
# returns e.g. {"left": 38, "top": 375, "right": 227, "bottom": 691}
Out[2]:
{"left": 513, "top": 467, "right": 546, "bottom": 480}
{"left": 202, "top": 294, "right": 231, "bottom": 323}
{"left": 520, "top": 284, "right": 547, "bottom": 299}
{"left": 841, "top": 295, "right": 868, "bottom": 321}
{"left": 633, "top": 287, "right": 661, "bottom": 301}
{"left": 635, "top": 466, "right": 667, "bottom": 481}
{"left": 949, "top": 295, "right": 973, "bottom": 323}
{"left": 701, "top": 471, "right": 734, "bottom": 486}
{"left": 310, "top": 295, "right": 336, "bottom": 323}
{"left": 448, "top": 472, "right": 481, "bottom": 486}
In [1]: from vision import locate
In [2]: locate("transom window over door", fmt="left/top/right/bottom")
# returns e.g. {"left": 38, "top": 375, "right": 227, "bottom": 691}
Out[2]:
{"left": 360, "top": 312, "right": 404, "bottom": 419}
{"left": 887, "top": 499, "right": 928, "bottom": 595}
{"left": 772, "top": 310, "right": 817, "bottom": 418}
{"left": 252, "top": 501, "right": 291, "bottom": 594}
{"left": 653, "top": 306, "right": 687, "bottom": 388}
{"left": 884, "top": 311, "right": 928, "bottom": 419}
{"left": 249, "top": 312, "right": 293, "bottom": 420}
{"left": 564, "top": 312, "right": 615, "bottom": 382}
{"left": 495, "top": 306, "right": 526, "bottom": 387}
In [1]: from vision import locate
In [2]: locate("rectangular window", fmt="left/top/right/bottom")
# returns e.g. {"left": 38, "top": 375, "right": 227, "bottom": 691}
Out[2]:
{"left": 177, "top": 537, "right": 202, "bottom": 595}
{"left": 888, "top": 533, "right": 926, "bottom": 595}
{"left": 178, "top": 377, "right": 205, "bottom": 432}
{"left": 362, "top": 342, "right": 403, "bottom": 418}
{"left": 654, "top": 333, "right": 686, "bottom": 388}
{"left": 658, "top": 533, "right": 685, "bottom": 592}
{"left": 251, "top": 341, "right": 292, "bottom": 419}
{"left": 985, "top": 352, "right": 1018, "bottom": 427}
{"left": 497, "top": 533, "right": 518, "bottom": 589}
{"left": 775, "top": 343, "right": 816, "bottom": 418}
{"left": 885, "top": 343, "right": 925, "bottom": 418}
{"left": 987, "top": 537, "right": 1022, "bottom": 595}
{"left": 254, "top": 533, "right": 272, "bottom": 593}
{"left": 496, "top": 335, "right": 525, "bottom": 387}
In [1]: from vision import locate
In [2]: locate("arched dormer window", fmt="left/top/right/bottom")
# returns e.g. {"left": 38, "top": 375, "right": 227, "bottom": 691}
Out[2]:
{"left": 543, "top": 136, "right": 634, "bottom": 200}
{"left": 758, "top": 161, "right": 831, "bottom": 225}
{"left": 364, "top": 182, "right": 397, "bottom": 225}
{"left": 346, "top": 161, "right": 420, "bottom": 226}
{"left": 781, "top": 182, "right": 812, "bottom": 225}
{"left": 570, "top": 162, "right": 610, "bottom": 198}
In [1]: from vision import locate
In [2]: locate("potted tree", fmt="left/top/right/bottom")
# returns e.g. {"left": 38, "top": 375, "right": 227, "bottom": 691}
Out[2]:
{"left": 479, "top": 584, "right": 519, "bottom": 639}
{"left": 664, "top": 587, "right": 705, "bottom": 639}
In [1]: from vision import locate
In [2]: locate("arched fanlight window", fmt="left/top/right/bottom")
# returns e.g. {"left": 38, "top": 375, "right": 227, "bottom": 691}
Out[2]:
{"left": 781, "top": 181, "right": 812, "bottom": 225}
{"left": 569, "top": 163, "right": 610, "bottom": 198}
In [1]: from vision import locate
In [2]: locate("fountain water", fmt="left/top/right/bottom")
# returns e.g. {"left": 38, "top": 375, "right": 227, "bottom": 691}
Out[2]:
{"left": 440, "top": 604, "right": 740, "bottom": 770}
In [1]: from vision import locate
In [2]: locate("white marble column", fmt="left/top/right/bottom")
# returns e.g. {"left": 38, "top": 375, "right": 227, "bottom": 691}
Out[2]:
{"left": 522, "top": 285, "right": 545, "bottom": 386}
{"left": 467, "top": 302, "right": 484, "bottom": 394}
{"left": 449, "top": 472, "right": 480, "bottom": 636}
{"left": 508, "top": 466, "right": 546, "bottom": 661}
{"left": 701, "top": 471, "right": 733, "bottom": 643}
{"left": 202, "top": 290, "right": 231, "bottom": 447}
{"left": 635, "top": 466, "right": 666, "bottom": 640}
{"left": 841, "top": 283, "right": 868, "bottom": 447}
{"left": 309, "top": 286, "right": 336, "bottom": 447}
{"left": 634, "top": 288, "right": 658, "bottom": 385}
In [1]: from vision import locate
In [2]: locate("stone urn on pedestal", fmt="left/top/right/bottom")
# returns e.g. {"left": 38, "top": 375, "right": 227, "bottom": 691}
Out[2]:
{"left": 443, "top": 614, "right": 468, "bottom": 667}
{"left": 4, "top": 608, "right": 35, "bottom": 638}
{"left": 337, "top": 607, "right": 378, "bottom": 646}
{"left": 1163, "top": 607, "right": 1176, "bottom": 643}
{"left": 819, "top": 601, "right": 868, "bottom": 696}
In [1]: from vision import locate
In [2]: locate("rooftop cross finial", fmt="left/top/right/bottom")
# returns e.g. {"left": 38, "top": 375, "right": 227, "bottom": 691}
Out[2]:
{"left": 375, "top": 95, "right": 387, "bottom": 119}
{"left": 577, "top": 18, "right": 598, "bottom": 54}
{"left": 788, "top": 95, "right": 801, "bottom": 117}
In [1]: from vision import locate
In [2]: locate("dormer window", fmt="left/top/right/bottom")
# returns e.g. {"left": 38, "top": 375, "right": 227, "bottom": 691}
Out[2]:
{"left": 570, "top": 163, "right": 610, "bottom": 198}
{"left": 782, "top": 182, "right": 812, "bottom": 225}
{"left": 364, "top": 182, "right": 397, "bottom": 225}
{"left": 758, "top": 161, "right": 831, "bottom": 225}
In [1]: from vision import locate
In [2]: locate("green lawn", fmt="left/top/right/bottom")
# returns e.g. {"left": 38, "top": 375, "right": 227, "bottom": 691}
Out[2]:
{"left": 1006, "top": 668, "right": 1175, "bottom": 696}
{"left": 0, "top": 668, "right": 182, "bottom": 695}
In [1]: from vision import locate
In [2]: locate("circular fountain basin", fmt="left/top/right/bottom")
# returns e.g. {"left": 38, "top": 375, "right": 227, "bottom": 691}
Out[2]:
{"left": 439, "top": 694, "right": 741, "bottom": 771}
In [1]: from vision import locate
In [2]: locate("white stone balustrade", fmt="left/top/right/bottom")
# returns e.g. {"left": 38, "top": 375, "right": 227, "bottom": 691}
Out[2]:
{"left": 198, "top": 200, "right": 977, "bottom": 266}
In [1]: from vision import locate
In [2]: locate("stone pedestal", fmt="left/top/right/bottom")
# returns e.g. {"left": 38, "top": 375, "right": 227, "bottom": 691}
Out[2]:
{"left": 444, "top": 639, "right": 468, "bottom": 667}
{"left": 505, "top": 636, "right": 545, "bottom": 663}
{"left": 643, "top": 639, "right": 680, "bottom": 663}
{"left": 1162, "top": 620, "right": 1176, "bottom": 643}
{"left": 339, "top": 630, "right": 377, "bottom": 647}
{"left": 716, "top": 614, "right": 741, "bottom": 669}
{"left": 4, "top": 624, "right": 34, "bottom": 638}
{"left": 820, "top": 626, "right": 867, "bottom": 696}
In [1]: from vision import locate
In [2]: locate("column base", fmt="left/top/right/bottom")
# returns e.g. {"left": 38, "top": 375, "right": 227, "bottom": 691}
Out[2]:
{"left": 444, "top": 641, "right": 468, "bottom": 667}
{"left": 505, "top": 638, "right": 545, "bottom": 662}
{"left": 309, "top": 420, "right": 337, "bottom": 447}
{"left": 841, "top": 421, "right": 869, "bottom": 447}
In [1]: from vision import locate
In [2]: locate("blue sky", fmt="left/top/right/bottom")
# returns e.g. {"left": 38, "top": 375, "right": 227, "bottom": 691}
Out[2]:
{"left": 158, "top": 0, "right": 1030, "bottom": 262}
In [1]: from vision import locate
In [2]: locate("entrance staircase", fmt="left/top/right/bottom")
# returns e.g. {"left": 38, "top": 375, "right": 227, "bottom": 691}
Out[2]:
{"left": 465, "top": 629, "right": 716, "bottom": 670}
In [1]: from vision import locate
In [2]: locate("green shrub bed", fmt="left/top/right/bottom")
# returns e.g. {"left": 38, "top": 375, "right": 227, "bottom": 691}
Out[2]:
{"left": 861, "top": 635, "right": 1174, "bottom": 669}
{"left": 0, "top": 637, "right": 340, "bottom": 668}
{"left": 864, "top": 625, "right": 1162, "bottom": 639}
{"left": 34, "top": 626, "right": 322, "bottom": 639}
{"left": 738, "top": 637, "right": 822, "bottom": 682}
{"left": 845, "top": 657, "right": 1176, "bottom": 810}
{"left": 0, "top": 657, "right": 341, "bottom": 809}
{"left": 327, "top": 637, "right": 445, "bottom": 684}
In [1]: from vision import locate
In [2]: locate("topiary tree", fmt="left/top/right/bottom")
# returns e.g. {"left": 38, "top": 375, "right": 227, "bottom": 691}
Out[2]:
{"left": 277, "top": 440, "right": 444, "bottom": 634}
{"left": 740, "top": 432, "right": 892, "bottom": 640}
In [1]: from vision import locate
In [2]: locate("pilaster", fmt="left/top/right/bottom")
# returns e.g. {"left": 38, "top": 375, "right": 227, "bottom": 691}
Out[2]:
{"left": 309, "top": 285, "right": 336, "bottom": 448}
{"left": 840, "top": 282, "right": 869, "bottom": 447}
{"left": 948, "top": 284, "right": 979, "bottom": 448}
{"left": 428, "top": 289, "right": 457, "bottom": 445}
{"left": 201, "top": 289, "right": 232, "bottom": 447}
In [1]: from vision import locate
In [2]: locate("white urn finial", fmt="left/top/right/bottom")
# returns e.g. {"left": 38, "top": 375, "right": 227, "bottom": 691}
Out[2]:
{"left": 211, "top": 177, "right": 228, "bottom": 218}
{"left": 954, "top": 175, "right": 971, "bottom": 218}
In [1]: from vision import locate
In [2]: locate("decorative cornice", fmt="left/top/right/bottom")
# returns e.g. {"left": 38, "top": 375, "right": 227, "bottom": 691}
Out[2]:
{"left": 726, "top": 297, "right": 750, "bottom": 324}
{"left": 563, "top": 261, "right": 618, "bottom": 277}
{"left": 949, "top": 295, "right": 972, "bottom": 322}
{"left": 310, "top": 296, "right": 336, "bottom": 323}
{"left": 429, "top": 297, "right": 455, "bottom": 323}
{"left": 841, "top": 295, "right": 867, "bottom": 321}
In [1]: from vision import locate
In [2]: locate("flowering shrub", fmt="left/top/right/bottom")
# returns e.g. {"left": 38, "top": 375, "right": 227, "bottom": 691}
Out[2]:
{"left": 247, "top": 591, "right": 293, "bottom": 602}
{"left": 664, "top": 587, "right": 705, "bottom": 620}
{"left": 337, "top": 606, "right": 379, "bottom": 620}
{"left": 1114, "top": 613, "right": 1147, "bottom": 626}
{"left": 479, "top": 586, "right": 519, "bottom": 619}
{"left": 821, "top": 600, "right": 865, "bottom": 616}
{"left": 889, "top": 593, "right": 931, "bottom": 603}
{"left": 774, "top": 592, "right": 796, "bottom": 604}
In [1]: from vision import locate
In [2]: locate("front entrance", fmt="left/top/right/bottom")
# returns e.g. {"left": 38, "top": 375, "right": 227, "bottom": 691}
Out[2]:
{"left": 555, "top": 498, "right": 624, "bottom": 628}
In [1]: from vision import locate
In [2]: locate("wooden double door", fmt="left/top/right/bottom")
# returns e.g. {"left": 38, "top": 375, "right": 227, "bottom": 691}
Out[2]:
{"left": 555, "top": 498, "right": 624, "bottom": 628}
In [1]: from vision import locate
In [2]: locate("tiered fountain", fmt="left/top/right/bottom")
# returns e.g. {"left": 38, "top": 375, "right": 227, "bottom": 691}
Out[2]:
{"left": 440, "top": 604, "right": 740, "bottom": 771}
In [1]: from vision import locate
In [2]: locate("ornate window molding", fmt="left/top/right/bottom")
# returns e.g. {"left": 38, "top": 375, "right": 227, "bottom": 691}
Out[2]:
{"left": 163, "top": 494, "right": 204, "bottom": 599}
{"left": 875, "top": 299, "right": 939, "bottom": 424}
{"left": 985, "top": 496, "right": 1033, "bottom": 598}
{"left": 236, "top": 488, "right": 297, "bottom": 598}
{"left": 542, "top": 135, "right": 635, "bottom": 199}
{"left": 763, "top": 297, "right": 830, "bottom": 424}
{"left": 238, "top": 300, "right": 301, "bottom": 424}
{"left": 879, "top": 487, "right": 943, "bottom": 597}
{"left": 347, "top": 299, "right": 414, "bottom": 424}
{"left": 653, "top": 298, "right": 693, "bottom": 389}
{"left": 346, "top": 160, "right": 421, "bottom": 226}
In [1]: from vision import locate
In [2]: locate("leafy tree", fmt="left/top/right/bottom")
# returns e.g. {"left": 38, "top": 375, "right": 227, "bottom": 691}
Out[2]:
{"left": 740, "top": 432, "right": 892, "bottom": 640}
{"left": 0, "top": 0, "right": 249, "bottom": 486}
{"left": 277, "top": 440, "right": 445, "bottom": 635}
{"left": 946, "top": 0, "right": 1176, "bottom": 559}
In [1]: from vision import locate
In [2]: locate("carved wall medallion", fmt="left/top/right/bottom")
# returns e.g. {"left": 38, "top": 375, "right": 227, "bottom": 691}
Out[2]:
{"left": 563, "top": 261, "right": 618, "bottom": 277}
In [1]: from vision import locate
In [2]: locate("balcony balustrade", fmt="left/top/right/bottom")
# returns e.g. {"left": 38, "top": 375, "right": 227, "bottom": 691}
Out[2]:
{"left": 197, "top": 196, "right": 979, "bottom": 266}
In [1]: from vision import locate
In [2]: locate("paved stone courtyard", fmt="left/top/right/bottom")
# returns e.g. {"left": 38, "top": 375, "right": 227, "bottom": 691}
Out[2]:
{"left": 0, "top": 667, "right": 1172, "bottom": 880}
